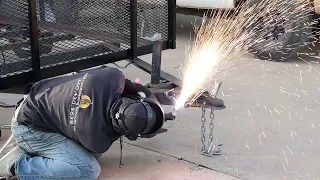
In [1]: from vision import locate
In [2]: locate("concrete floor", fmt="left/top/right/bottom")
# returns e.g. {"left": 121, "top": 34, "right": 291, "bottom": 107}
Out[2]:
{"left": 1, "top": 14, "right": 320, "bottom": 180}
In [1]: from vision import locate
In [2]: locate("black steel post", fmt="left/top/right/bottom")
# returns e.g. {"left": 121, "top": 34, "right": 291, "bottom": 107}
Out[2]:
{"left": 130, "top": 0, "right": 138, "bottom": 59}
{"left": 151, "top": 41, "right": 162, "bottom": 84}
{"left": 28, "top": 0, "right": 41, "bottom": 82}
{"left": 168, "top": 0, "right": 176, "bottom": 49}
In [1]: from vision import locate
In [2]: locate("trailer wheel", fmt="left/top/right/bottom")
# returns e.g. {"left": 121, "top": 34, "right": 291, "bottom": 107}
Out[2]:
{"left": 244, "top": 0, "right": 314, "bottom": 61}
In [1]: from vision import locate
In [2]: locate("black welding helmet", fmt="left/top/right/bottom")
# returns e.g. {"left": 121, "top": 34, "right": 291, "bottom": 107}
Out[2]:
{"left": 111, "top": 97, "right": 164, "bottom": 138}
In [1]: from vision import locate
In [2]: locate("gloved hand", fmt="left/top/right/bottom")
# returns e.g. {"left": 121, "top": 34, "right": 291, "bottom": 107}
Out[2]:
{"left": 125, "top": 134, "right": 138, "bottom": 141}
{"left": 126, "top": 128, "right": 168, "bottom": 140}
{"left": 123, "top": 79, "right": 158, "bottom": 100}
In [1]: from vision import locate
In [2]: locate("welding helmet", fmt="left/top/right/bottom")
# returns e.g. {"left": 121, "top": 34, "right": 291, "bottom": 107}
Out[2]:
{"left": 111, "top": 97, "right": 165, "bottom": 138}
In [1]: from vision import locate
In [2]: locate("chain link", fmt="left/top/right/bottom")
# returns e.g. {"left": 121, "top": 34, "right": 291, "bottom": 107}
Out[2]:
{"left": 201, "top": 107, "right": 206, "bottom": 153}
{"left": 208, "top": 108, "right": 214, "bottom": 147}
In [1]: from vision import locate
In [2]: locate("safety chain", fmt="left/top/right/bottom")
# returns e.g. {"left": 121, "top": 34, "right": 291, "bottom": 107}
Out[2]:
{"left": 208, "top": 108, "right": 214, "bottom": 147}
{"left": 200, "top": 107, "right": 222, "bottom": 157}
{"left": 200, "top": 107, "right": 206, "bottom": 153}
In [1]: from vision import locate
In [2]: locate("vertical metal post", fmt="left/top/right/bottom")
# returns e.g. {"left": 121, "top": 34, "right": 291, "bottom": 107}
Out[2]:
{"left": 130, "top": 0, "right": 138, "bottom": 59}
{"left": 28, "top": 0, "right": 41, "bottom": 82}
{"left": 151, "top": 41, "right": 162, "bottom": 84}
{"left": 168, "top": 0, "right": 176, "bottom": 49}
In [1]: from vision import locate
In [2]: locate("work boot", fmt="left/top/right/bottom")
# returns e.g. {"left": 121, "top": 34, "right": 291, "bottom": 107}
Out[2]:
{"left": 0, "top": 146, "right": 23, "bottom": 180}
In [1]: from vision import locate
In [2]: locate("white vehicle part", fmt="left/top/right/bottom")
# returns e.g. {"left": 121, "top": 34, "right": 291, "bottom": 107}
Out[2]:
{"left": 176, "top": 0, "right": 236, "bottom": 9}
{"left": 315, "top": 0, "right": 320, "bottom": 14}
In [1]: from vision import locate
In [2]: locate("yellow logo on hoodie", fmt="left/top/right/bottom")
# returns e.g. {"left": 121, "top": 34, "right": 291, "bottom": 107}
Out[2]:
{"left": 79, "top": 95, "right": 92, "bottom": 109}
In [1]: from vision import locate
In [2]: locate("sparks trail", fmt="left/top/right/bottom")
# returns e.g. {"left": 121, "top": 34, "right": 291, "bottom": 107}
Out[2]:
{"left": 176, "top": 0, "right": 317, "bottom": 108}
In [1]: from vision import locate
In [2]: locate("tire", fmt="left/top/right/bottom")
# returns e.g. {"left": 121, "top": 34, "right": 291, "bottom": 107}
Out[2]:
{"left": 244, "top": 0, "right": 314, "bottom": 61}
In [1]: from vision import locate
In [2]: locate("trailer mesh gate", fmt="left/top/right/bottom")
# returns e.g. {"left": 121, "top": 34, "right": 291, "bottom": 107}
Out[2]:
{"left": 0, "top": 0, "right": 176, "bottom": 90}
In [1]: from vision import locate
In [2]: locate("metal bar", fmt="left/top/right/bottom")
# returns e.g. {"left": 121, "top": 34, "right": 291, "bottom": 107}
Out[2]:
{"left": 151, "top": 41, "right": 162, "bottom": 84}
{"left": 0, "top": 44, "right": 109, "bottom": 75}
{"left": 0, "top": 42, "right": 171, "bottom": 78}
{"left": 38, "top": 21, "right": 152, "bottom": 48}
{"left": 0, "top": 50, "right": 128, "bottom": 92}
{"left": 0, "top": 34, "right": 75, "bottom": 51}
{"left": 129, "top": 58, "right": 181, "bottom": 87}
{"left": 28, "top": 0, "right": 41, "bottom": 82}
{"left": 130, "top": 0, "right": 138, "bottom": 59}
{"left": 0, "top": 42, "right": 172, "bottom": 91}
{"left": 0, "top": 29, "right": 29, "bottom": 39}
{"left": 168, "top": 0, "right": 177, "bottom": 49}
{"left": 0, "top": 41, "right": 172, "bottom": 92}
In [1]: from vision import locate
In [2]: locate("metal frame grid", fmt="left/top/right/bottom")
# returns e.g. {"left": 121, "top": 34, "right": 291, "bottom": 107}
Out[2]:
{"left": 0, "top": 0, "right": 176, "bottom": 91}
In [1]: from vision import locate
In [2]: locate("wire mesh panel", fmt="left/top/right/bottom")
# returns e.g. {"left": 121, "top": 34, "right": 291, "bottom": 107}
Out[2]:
{"left": 0, "top": 0, "right": 175, "bottom": 90}
{"left": 137, "top": 0, "right": 168, "bottom": 47}
{"left": 35, "top": 0, "right": 134, "bottom": 68}
{"left": 0, "top": 0, "right": 32, "bottom": 78}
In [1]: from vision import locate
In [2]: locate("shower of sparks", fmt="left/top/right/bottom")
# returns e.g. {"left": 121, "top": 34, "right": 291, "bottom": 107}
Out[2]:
{"left": 283, "top": 149, "right": 287, "bottom": 156}
{"left": 259, "top": 133, "right": 262, "bottom": 145}
{"left": 294, "top": 171, "right": 304, "bottom": 179}
{"left": 285, "top": 158, "right": 289, "bottom": 165}
{"left": 309, "top": 138, "right": 314, "bottom": 146}
{"left": 245, "top": 142, "right": 250, "bottom": 150}
{"left": 283, "top": 164, "right": 287, "bottom": 171}
{"left": 175, "top": 0, "right": 317, "bottom": 108}
{"left": 287, "top": 146, "right": 294, "bottom": 155}
{"left": 269, "top": 109, "right": 273, "bottom": 116}
{"left": 274, "top": 109, "right": 281, "bottom": 116}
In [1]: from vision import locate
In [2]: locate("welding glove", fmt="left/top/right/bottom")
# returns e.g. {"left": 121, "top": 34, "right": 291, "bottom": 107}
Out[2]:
{"left": 123, "top": 79, "right": 157, "bottom": 100}
{"left": 125, "top": 134, "right": 138, "bottom": 141}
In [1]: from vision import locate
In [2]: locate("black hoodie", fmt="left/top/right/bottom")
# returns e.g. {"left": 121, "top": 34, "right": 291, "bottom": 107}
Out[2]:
{"left": 16, "top": 67, "right": 141, "bottom": 153}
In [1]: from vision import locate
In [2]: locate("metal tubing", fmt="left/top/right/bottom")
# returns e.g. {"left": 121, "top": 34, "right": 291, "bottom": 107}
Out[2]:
{"left": 130, "top": 0, "right": 138, "bottom": 59}
{"left": 151, "top": 41, "right": 162, "bottom": 84}
{"left": 0, "top": 50, "right": 128, "bottom": 92}
{"left": 130, "top": 58, "right": 181, "bottom": 87}
{"left": 0, "top": 34, "right": 74, "bottom": 51}
{"left": 28, "top": 0, "right": 41, "bottom": 82}
{"left": 0, "top": 42, "right": 172, "bottom": 91}
{"left": 0, "top": 30, "right": 29, "bottom": 39}
{"left": 168, "top": 0, "right": 177, "bottom": 49}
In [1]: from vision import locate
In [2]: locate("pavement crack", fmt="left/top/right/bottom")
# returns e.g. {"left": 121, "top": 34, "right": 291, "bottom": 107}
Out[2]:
{"left": 122, "top": 141, "right": 244, "bottom": 180}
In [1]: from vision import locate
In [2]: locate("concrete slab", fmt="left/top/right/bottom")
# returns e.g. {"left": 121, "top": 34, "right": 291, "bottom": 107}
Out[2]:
{"left": 117, "top": 14, "right": 320, "bottom": 180}
{"left": 0, "top": 125, "right": 239, "bottom": 180}
{"left": 98, "top": 141, "right": 240, "bottom": 180}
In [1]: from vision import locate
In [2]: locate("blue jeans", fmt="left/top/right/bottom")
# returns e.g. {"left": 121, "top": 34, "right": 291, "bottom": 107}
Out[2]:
{"left": 10, "top": 97, "right": 101, "bottom": 179}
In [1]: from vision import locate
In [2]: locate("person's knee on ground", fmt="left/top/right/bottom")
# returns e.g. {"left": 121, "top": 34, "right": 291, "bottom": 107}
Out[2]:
{"left": 74, "top": 157, "right": 101, "bottom": 179}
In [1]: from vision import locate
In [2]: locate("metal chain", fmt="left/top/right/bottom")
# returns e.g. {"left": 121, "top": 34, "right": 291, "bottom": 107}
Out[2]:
{"left": 200, "top": 107, "right": 206, "bottom": 153}
{"left": 208, "top": 108, "right": 214, "bottom": 147}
